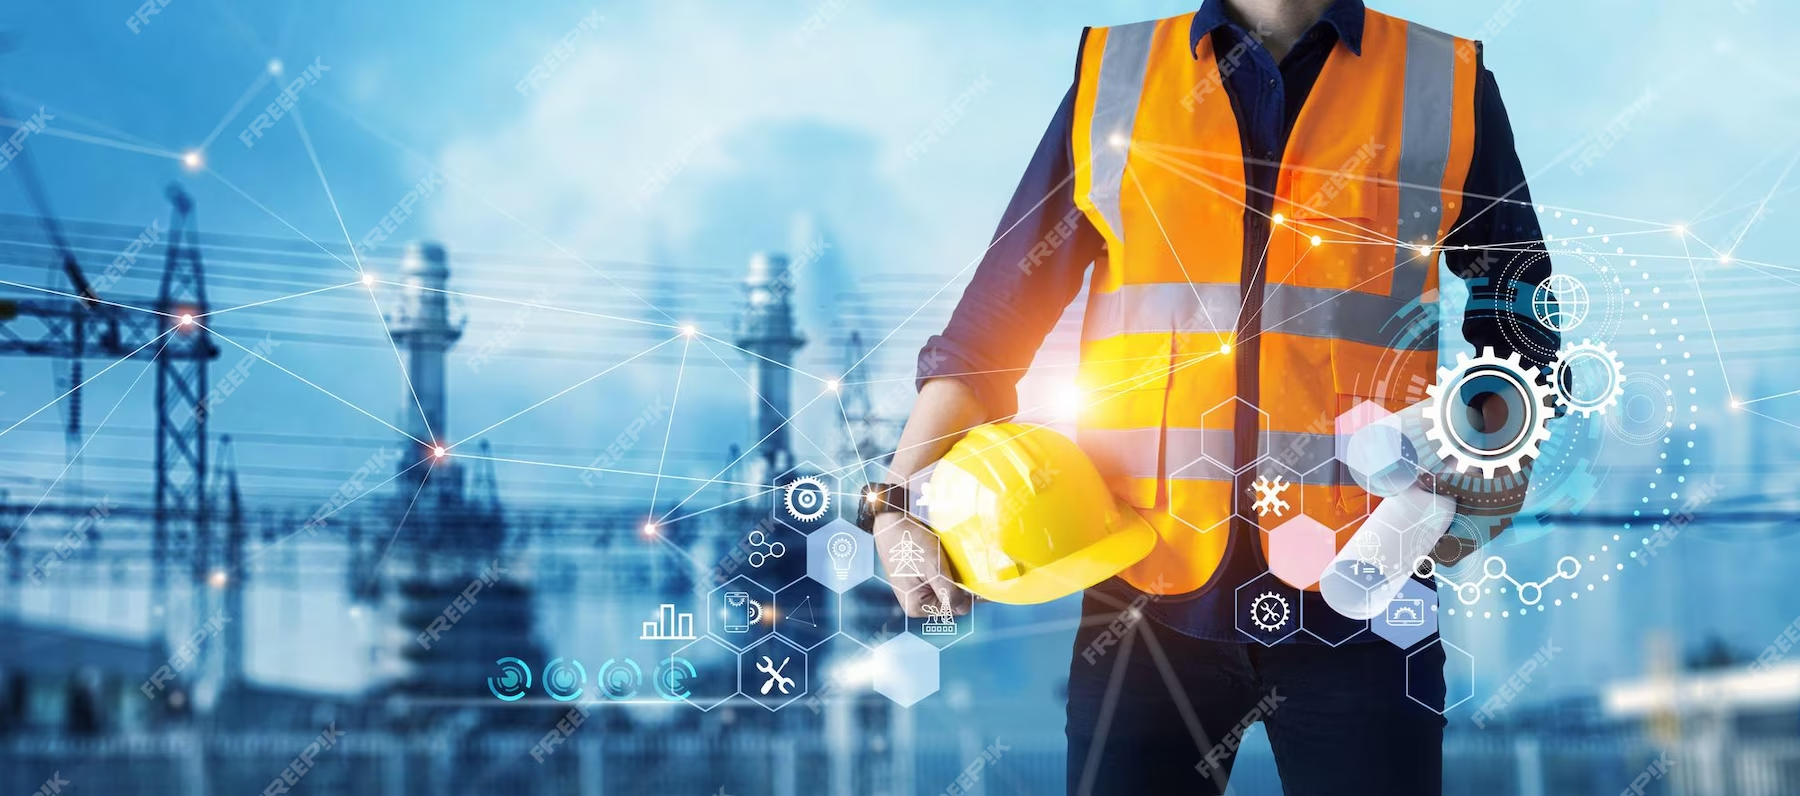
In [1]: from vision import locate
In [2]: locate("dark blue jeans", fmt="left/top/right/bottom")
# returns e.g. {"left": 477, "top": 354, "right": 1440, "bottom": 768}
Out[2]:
{"left": 1066, "top": 590, "right": 1446, "bottom": 795}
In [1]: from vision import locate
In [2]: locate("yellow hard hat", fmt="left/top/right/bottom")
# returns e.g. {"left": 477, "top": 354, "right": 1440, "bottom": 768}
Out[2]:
{"left": 918, "top": 423, "right": 1156, "bottom": 605}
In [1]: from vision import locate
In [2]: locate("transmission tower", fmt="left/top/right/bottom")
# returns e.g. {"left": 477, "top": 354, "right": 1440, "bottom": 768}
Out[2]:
{"left": 153, "top": 185, "right": 216, "bottom": 623}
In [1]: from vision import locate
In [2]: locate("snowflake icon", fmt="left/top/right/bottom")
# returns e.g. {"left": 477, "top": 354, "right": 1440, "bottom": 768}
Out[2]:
{"left": 1250, "top": 475, "right": 1291, "bottom": 518}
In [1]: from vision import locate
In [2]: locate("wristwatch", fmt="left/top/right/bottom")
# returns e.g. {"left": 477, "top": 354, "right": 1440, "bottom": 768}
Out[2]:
{"left": 855, "top": 482, "right": 908, "bottom": 532}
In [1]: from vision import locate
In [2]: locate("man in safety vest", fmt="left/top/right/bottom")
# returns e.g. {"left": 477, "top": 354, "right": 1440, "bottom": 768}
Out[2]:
{"left": 868, "top": 1, "right": 1559, "bottom": 793}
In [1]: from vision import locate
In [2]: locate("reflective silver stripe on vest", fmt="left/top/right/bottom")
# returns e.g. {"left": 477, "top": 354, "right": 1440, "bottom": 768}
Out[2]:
{"left": 1087, "top": 21, "right": 1157, "bottom": 243}
{"left": 1390, "top": 22, "right": 1457, "bottom": 300}
{"left": 1082, "top": 282, "right": 1437, "bottom": 350}
{"left": 1080, "top": 428, "right": 1347, "bottom": 485}
{"left": 1079, "top": 427, "right": 1161, "bottom": 480}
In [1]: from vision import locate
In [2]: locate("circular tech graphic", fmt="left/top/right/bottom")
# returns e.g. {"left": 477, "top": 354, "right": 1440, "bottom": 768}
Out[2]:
{"left": 1553, "top": 340, "right": 1626, "bottom": 416}
{"left": 1423, "top": 348, "right": 1557, "bottom": 478}
{"left": 655, "top": 656, "right": 697, "bottom": 701}
{"left": 1435, "top": 218, "right": 1705, "bottom": 621}
{"left": 487, "top": 657, "right": 532, "bottom": 702}
{"left": 542, "top": 657, "right": 588, "bottom": 702}
{"left": 782, "top": 476, "right": 831, "bottom": 522}
{"left": 1249, "top": 592, "right": 1291, "bottom": 632}
{"left": 1607, "top": 372, "right": 1676, "bottom": 445}
{"left": 1532, "top": 273, "right": 1590, "bottom": 333}
{"left": 596, "top": 658, "right": 642, "bottom": 700}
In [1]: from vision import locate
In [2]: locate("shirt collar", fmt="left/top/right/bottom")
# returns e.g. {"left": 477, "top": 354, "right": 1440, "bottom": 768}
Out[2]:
{"left": 1189, "top": 0, "right": 1365, "bottom": 58}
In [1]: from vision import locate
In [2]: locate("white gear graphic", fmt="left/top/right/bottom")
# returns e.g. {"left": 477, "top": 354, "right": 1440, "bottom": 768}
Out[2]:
{"left": 782, "top": 475, "right": 831, "bottom": 522}
{"left": 1552, "top": 339, "right": 1625, "bottom": 416}
{"left": 1249, "top": 591, "right": 1290, "bottom": 632}
{"left": 1423, "top": 347, "right": 1556, "bottom": 479}
{"left": 1250, "top": 475, "right": 1291, "bottom": 518}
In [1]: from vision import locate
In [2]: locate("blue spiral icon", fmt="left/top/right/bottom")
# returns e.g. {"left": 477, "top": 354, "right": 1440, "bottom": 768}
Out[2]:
{"left": 597, "top": 657, "right": 642, "bottom": 700}
{"left": 487, "top": 657, "right": 532, "bottom": 702}
{"left": 542, "top": 657, "right": 587, "bottom": 702}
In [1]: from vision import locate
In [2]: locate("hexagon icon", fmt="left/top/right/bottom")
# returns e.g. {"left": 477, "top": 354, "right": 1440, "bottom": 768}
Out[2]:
{"left": 1243, "top": 458, "right": 1304, "bottom": 526}
{"left": 1199, "top": 397, "right": 1270, "bottom": 474}
{"left": 872, "top": 633, "right": 941, "bottom": 707}
{"left": 1370, "top": 577, "right": 1439, "bottom": 650}
{"left": 735, "top": 517, "right": 808, "bottom": 593}
{"left": 773, "top": 463, "right": 839, "bottom": 534}
{"left": 669, "top": 635, "right": 740, "bottom": 712}
{"left": 1300, "top": 593, "right": 1368, "bottom": 646}
{"left": 706, "top": 575, "right": 774, "bottom": 651}
{"left": 740, "top": 635, "right": 808, "bottom": 711}
{"left": 873, "top": 518, "right": 945, "bottom": 584}
{"left": 1266, "top": 515, "right": 1335, "bottom": 590}
{"left": 1236, "top": 571, "right": 1302, "bottom": 646}
{"left": 774, "top": 576, "right": 840, "bottom": 649}
{"left": 1407, "top": 638, "right": 1474, "bottom": 714}
{"left": 808, "top": 518, "right": 874, "bottom": 592}
{"left": 841, "top": 576, "right": 909, "bottom": 648}
{"left": 904, "top": 576, "right": 976, "bottom": 650}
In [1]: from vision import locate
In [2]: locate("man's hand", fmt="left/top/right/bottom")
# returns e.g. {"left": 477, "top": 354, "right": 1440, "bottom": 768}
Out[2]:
{"left": 873, "top": 511, "right": 973, "bottom": 618}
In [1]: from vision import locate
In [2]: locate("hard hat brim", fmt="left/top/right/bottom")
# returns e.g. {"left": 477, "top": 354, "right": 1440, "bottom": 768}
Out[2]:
{"left": 958, "top": 500, "right": 1158, "bottom": 605}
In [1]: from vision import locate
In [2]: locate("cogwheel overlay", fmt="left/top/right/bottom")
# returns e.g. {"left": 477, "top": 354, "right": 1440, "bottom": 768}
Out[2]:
{"left": 1552, "top": 339, "right": 1626, "bottom": 416}
{"left": 1249, "top": 591, "right": 1291, "bottom": 632}
{"left": 1423, "top": 347, "right": 1557, "bottom": 479}
{"left": 782, "top": 475, "right": 831, "bottom": 522}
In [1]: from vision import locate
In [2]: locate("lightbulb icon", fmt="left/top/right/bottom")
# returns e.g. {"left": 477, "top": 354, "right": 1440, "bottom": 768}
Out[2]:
{"left": 827, "top": 532, "right": 856, "bottom": 581}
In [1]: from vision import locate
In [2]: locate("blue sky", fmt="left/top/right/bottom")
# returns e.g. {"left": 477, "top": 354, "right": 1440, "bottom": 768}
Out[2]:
{"left": 3, "top": 0, "right": 1800, "bottom": 699}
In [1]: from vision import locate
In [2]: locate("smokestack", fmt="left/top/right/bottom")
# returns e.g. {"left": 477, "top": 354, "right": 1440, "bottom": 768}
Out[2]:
{"left": 735, "top": 252, "right": 805, "bottom": 484}
{"left": 388, "top": 242, "right": 462, "bottom": 482}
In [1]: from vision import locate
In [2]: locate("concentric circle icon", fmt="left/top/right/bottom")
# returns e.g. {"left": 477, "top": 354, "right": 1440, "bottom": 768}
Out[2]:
{"left": 487, "top": 656, "right": 532, "bottom": 702}
{"left": 596, "top": 658, "right": 641, "bottom": 700}
{"left": 783, "top": 475, "right": 831, "bottom": 522}
{"left": 655, "top": 656, "right": 696, "bottom": 701}
{"left": 542, "top": 657, "right": 587, "bottom": 702}
{"left": 1423, "top": 347, "right": 1557, "bottom": 478}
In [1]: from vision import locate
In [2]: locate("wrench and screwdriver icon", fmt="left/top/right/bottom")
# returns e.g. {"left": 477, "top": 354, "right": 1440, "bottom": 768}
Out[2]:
{"left": 756, "top": 655, "right": 795, "bottom": 695}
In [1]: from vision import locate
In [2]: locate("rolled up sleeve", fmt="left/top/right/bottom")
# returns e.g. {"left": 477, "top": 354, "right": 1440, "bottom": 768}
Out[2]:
{"left": 917, "top": 84, "right": 1102, "bottom": 418}
{"left": 1443, "top": 58, "right": 1561, "bottom": 369}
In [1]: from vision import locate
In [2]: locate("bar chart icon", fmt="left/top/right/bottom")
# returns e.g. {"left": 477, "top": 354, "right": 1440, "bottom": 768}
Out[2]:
{"left": 641, "top": 603, "right": 697, "bottom": 641}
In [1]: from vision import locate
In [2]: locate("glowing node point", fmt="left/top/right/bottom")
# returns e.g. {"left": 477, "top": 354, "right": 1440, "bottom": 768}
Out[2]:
{"left": 268, "top": 59, "right": 284, "bottom": 76}
{"left": 181, "top": 150, "right": 204, "bottom": 172}
{"left": 432, "top": 446, "right": 447, "bottom": 458}
{"left": 826, "top": 379, "right": 840, "bottom": 393}
{"left": 1415, "top": 244, "right": 1432, "bottom": 257}
{"left": 642, "top": 522, "right": 658, "bottom": 537}
{"left": 680, "top": 324, "right": 697, "bottom": 338}
{"left": 1310, "top": 235, "right": 1322, "bottom": 247}
{"left": 1730, "top": 400, "right": 1741, "bottom": 410}
{"left": 1107, "top": 132, "right": 1127, "bottom": 149}
{"left": 1219, "top": 342, "right": 1232, "bottom": 355}
{"left": 207, "top": 569, "right": 228, "bottom": 589}
{"left": 178, "top": 314, "right": 194, "bottom": 326}
{"left": 1672, "top": 224, "right": 1686, "bottom": 237}
{"left": 1719, "top": 254, "right": 1732, "bottom": 265}
{"left": 1271, "top": 213, "right": 1286, "bottom": 226}
{"left": 360, "top": 273, "right": 375, "bottom": 286}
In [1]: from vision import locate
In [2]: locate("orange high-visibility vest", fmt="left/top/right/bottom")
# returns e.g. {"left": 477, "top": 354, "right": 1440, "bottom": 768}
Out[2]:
{"left": 1069, "top": 8, "right": 1479, "bottom": 594}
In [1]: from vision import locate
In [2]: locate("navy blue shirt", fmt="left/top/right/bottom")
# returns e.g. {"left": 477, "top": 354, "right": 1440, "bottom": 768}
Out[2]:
{"left": 918, "top": 0, "right": 1558, "bottom": 641}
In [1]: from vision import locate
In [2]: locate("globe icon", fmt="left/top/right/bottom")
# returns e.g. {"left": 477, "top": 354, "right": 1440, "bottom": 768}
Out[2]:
{"left": 1532, "top": 274, "right": 1589, "bottom": 332}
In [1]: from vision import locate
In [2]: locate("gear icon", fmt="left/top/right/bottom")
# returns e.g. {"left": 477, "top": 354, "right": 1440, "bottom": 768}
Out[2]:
{"left": 1249, "top": 591, "right": 1290, "bottom": 632}
{"left": 1250, "top": 474, "right": 1291, "bottom": 518}
{"left": 1552, "top": 339, "right": 1625, "bottom": 416}
{"left": 782, "top": 475, "right": 831, "bottom": 522}
{"left": 1423, "top": 347, "right": 1556, "bottom": 479}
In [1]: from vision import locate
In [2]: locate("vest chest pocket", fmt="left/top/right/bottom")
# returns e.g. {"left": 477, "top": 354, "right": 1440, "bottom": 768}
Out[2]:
{"left": 1282, "top": 171, "right": 1400, "bottom": 296}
